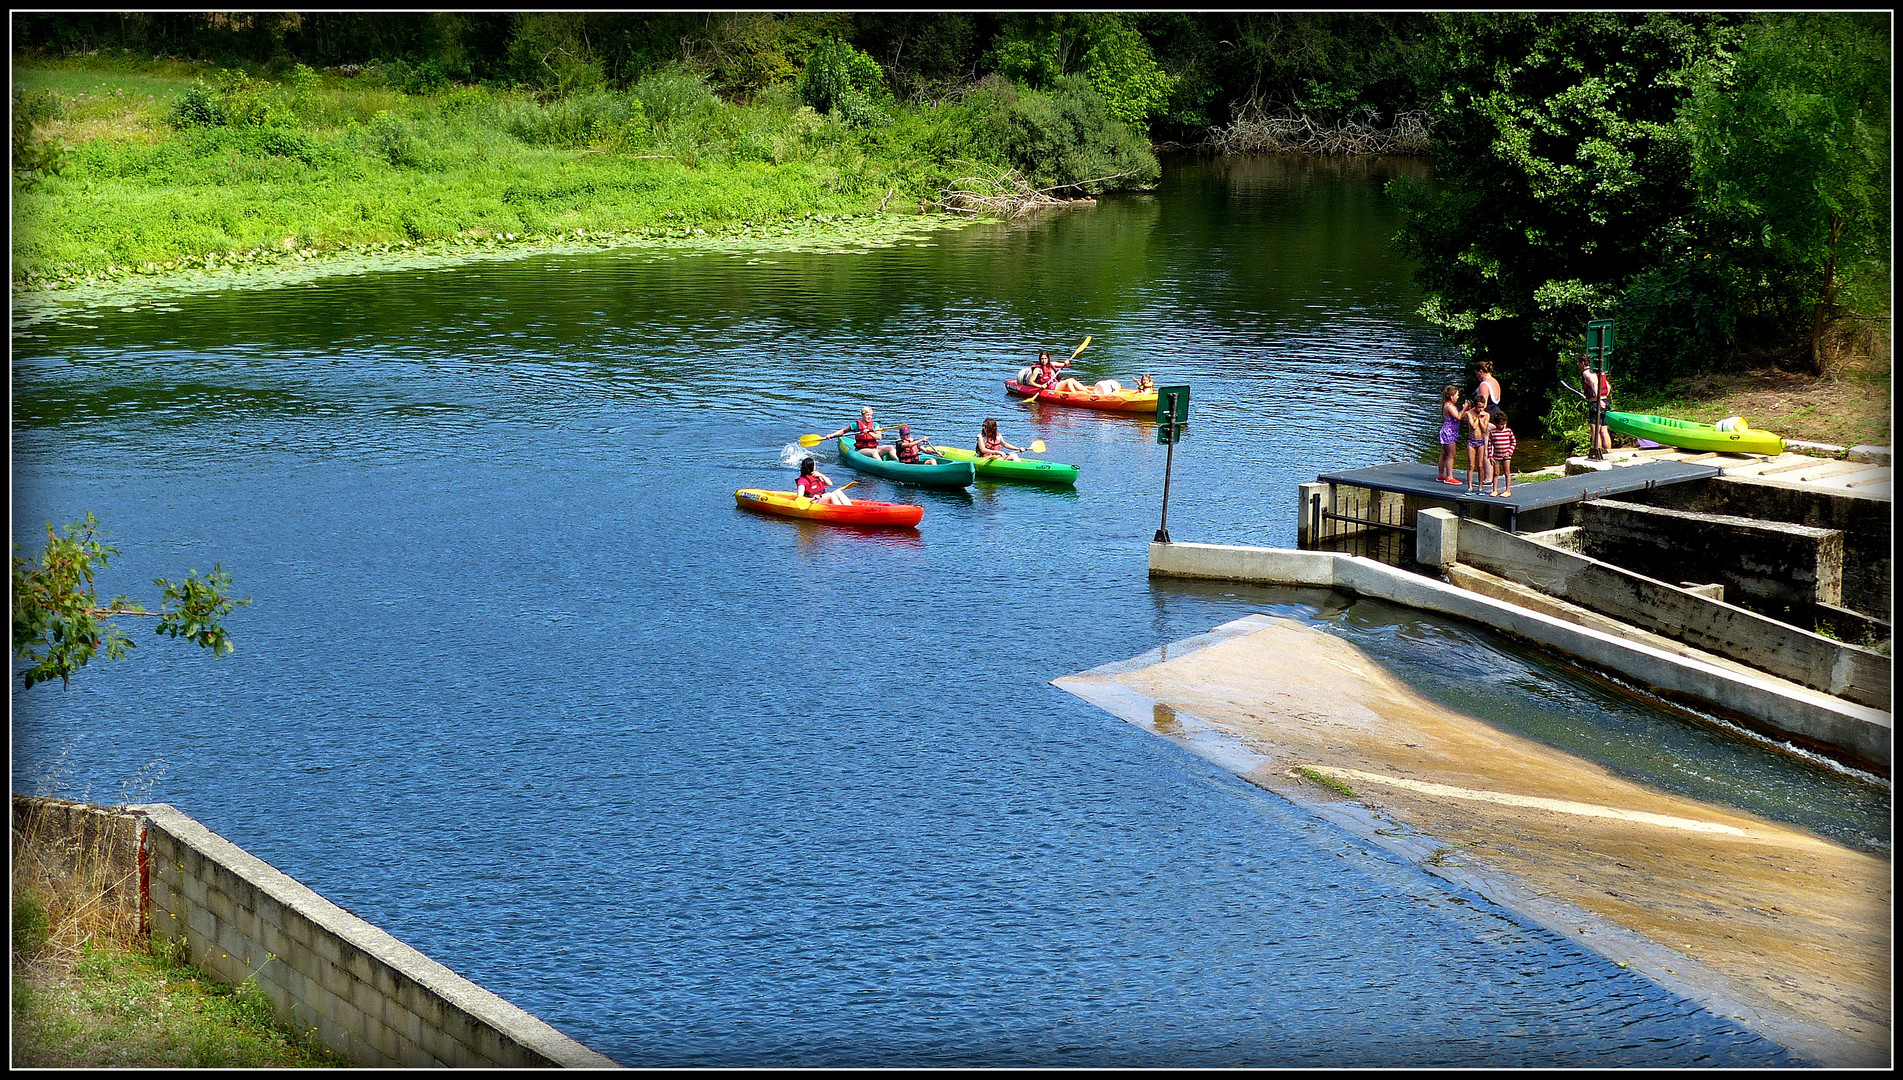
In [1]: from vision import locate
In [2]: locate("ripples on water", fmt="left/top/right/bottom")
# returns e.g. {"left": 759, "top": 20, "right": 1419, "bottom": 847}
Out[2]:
{"left": 11, "top": 156, "right": 1858, "bottom": 1066}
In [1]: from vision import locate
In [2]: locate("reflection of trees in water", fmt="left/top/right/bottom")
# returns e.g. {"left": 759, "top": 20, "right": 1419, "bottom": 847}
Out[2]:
{"left": 1198, "top": 151, "right": 1430, "bottom": 195}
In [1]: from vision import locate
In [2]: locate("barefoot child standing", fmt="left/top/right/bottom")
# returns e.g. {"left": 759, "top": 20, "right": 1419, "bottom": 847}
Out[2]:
{"left": 1462, "top": 397, "right": 1491, "bottom": 493}
{"left": 1488, "top": 410, "right": 1516, "bottom": 497}
{"left": 1436, "top": 385, "right": 1463, "bottom": 484}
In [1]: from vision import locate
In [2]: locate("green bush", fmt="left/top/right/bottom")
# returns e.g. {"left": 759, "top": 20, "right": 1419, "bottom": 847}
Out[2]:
{"left": 12, "top": 894, "right": 50, "bottom": 957}
{"left": 632, "top": 67, "right": 720, "bottom": 131}
{"left": 362, "top": 110, "right": 425, "bottom": 167}
{"left": 212, "top": 68, "right": 294, "bottom": 128}
{"left": 169, "top": 83, "right": 223, "bottom": 129}
{"left": 799, "top": 38, "right": 890, "bottom": 126}
{"left": 1001, "top": 77, "right": 1159, "bottom": 193}
{"left": 500, "top": 91, "right": 634, "bottom": 148}
{"left": 12, "top": 86, "right": 66, "bottom": 185}
{"left": 374, "top": 57, "right": 449, "bottom": 96}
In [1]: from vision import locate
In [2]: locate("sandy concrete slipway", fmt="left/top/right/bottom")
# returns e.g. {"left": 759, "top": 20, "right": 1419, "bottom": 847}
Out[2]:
{"left": 1057, "top": 614, "right": 1890, "bottom": 1068}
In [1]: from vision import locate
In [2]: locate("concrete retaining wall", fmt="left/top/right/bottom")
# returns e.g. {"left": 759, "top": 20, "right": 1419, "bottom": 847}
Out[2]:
{"left": 130, "top": 803, "right": 618, "bottom": 1068}
{"left": 1622, "top": 474, "right": 1891, "bottom": 619}
{"left": 1577, "top": 499, "right": 1844, "bottom": 609}
{"left": 1147, "top": 542, "right": 1891, "bottom": 768}
{"left": 1455, "top": 519, "right": 1889, "bottom": 710}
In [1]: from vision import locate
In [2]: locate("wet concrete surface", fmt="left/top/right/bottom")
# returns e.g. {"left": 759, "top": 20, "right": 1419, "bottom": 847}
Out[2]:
{"left": 1057, "top": 614, "right": 1891, "bottom": 1067}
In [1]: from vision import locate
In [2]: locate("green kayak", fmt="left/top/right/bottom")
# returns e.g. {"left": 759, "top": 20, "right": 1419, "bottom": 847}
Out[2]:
{"left": 927, "top": 445, "right": 1080, "bottom": 486}
{"left": 1604, "top": 411, "right": 1785, "bottom": 456}
{"left": 835, "top": 438, "right": 975, "bottom": 489}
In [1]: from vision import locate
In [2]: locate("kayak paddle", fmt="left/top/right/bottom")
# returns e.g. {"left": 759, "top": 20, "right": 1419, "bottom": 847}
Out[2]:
{"left": 1069, "top": 335, "right": 1091, "bottom": 361}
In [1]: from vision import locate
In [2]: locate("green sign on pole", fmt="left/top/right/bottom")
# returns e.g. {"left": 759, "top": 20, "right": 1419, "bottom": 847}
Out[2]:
{"left": 1585, "top": 319, "right": 1615, "bottom": 375}
{"left": 1155, "top": 384, "right": 1190, "bottom": 444}
{"left": 1154, "top": 386, "right": 1190, "bottom": 543}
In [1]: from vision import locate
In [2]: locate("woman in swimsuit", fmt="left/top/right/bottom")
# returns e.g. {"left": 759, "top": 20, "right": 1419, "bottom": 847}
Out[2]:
{"left": 1474, "top": 360, "right": 1503, "bottom": 421}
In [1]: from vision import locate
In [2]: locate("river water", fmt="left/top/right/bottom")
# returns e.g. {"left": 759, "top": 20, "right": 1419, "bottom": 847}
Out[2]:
{"left": 11, "top": 154, "right": 1883, "bottom": 1066}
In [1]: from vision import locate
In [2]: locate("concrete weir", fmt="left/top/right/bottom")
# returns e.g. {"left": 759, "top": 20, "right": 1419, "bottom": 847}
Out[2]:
{"left": 1055, "top": 613, "right": 1891, "bottom": 1067}
{"left": 1148, "top": 541, "right": 1891, "bottom": 770}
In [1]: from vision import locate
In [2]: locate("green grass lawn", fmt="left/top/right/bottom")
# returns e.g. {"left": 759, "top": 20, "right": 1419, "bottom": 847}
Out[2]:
{"left": 12, "top": 942, "right": 349, "bottom": 1068}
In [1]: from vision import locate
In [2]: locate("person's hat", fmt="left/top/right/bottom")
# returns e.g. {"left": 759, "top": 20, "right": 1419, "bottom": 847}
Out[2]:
{"left": 898, "top": 424, "right": 911, "bottom": 434}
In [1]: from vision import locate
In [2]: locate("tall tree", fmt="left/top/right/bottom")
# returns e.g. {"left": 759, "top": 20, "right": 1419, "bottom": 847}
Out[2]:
{"left": 1682, "top": 13, "right": 1890, "bottom": 373}
{"left": 1391, "top": 13, "right": 1726, "bottom": 390}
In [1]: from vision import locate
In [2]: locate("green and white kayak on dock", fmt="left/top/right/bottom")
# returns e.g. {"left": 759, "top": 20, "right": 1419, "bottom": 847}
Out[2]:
{"left": 1604, "top": 411, "right": 1785, "bottom": 456}
{"left": 927, "top": 445, "right": 1080, "bottom": 485}
{"left": 835, "top": 438, "right": 976, "bottom": 489}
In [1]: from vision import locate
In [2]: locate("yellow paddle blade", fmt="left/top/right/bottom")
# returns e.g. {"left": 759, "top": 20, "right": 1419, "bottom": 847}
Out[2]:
{"left": 794, "top": 496, "right": 812, "bottom": 509}
{"left": 1029, "top": 439, "right": 1047, "bottom": 453}
{"left": 799, "top": 433, "right": 828, "bottom": 447}
{"left": 1070, "top": 335, "right": 1092, "bottom": 360}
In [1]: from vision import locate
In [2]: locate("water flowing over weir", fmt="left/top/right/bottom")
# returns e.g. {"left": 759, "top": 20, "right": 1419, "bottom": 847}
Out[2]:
{"left": 12, "top": 155, "right": 1883, "bottom": 1066}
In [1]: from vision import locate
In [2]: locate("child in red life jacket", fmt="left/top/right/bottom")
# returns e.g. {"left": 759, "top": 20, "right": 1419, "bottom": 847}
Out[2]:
{"left": 893, "top": 424, "right": 937, "bottom": 465}
{"left": 795, "top": 457, "right": 850, "bottom": 505}
{"left": 976, "top": 417, "right": 1025, "bottom": 460}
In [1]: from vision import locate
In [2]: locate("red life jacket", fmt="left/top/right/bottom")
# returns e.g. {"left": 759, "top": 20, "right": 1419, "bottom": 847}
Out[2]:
{"left": 854, "top": 416, "right": 879, "bottom": 449}
{"left": 796, "top": 473, "right": 827, "bottom": 497}
{"left": 1597, "top": 373, "right": 1612, "bottom": 403}
{"left": 896, "top": 438, "right": 921, "bottom": 464}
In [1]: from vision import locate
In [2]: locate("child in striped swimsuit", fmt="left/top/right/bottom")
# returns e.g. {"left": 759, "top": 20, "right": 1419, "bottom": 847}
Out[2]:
{"left": 1488, "top": 411, "right": 1516, "bottom": 497}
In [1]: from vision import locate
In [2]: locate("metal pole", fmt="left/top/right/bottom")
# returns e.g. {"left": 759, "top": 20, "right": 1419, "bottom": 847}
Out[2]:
{"left": 1155, "top": 392, "right": 1176, "bottom": 544}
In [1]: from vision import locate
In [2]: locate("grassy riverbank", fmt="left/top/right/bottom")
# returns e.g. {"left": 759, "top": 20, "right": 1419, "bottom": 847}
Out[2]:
{"left": 12, "top": 796, "right": 346, "bottom": 1067}
{"left": 11, "top": 54, "right": 1158, "bottom": 293}
{"left": 12, "top": 937, "right": 349, "bottom": 1067}
{"left": 9, "top": 59, "right": 923, "bottom": 289}
{"left": 1542, "top": 348, "right": 1891, "bottom": 455}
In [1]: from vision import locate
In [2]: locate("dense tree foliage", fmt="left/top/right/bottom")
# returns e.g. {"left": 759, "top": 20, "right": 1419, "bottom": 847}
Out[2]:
{"left": 1682, "top": 12, "right": 1890, "bottom": 373}
{"left": 12, "top": 514, "right": 249, "bottom": 690}
{"left": 1392, "top": 11, "right": 1889, "bottom": 408}
{"left": 1391, "top": 13, "right": 1724, "bottom": 393}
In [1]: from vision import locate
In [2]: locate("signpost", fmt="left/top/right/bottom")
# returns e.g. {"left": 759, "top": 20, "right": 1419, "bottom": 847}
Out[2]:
{"left": 1585, "top": 319, "right": 1615, "bottom": 376}
{"left": 1154, "top": 385, "right": 1190, "bottom": 543}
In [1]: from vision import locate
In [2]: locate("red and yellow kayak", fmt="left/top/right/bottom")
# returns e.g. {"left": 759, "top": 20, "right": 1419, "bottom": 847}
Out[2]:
{"left": 735, "top": 489, "right": 923, "bottom": 528}
{"left": 1005, "top": 380, "right": 1158, "bottom": 413}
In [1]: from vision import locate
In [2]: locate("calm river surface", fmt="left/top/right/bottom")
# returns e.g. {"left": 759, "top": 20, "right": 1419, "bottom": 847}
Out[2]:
{"left": 12, "top": 155, "right": 1882, "bottom": 1066}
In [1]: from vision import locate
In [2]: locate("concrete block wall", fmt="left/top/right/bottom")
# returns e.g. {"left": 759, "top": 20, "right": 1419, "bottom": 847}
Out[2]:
{"left": 130, "top": 803, "right": 618, "bottom": 1069}
{"left": 1577, "top": 498, "right": 1844, "bottom": 610}
{"left": 1623, "top": 474, "right": 1891, "bottom": 619}
{"left": 1455, "top": 517, "right": 1889, "bottom": 710}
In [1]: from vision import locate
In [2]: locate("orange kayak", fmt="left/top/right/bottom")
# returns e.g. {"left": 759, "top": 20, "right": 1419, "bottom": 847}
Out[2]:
{"left": 735, "top": 489, "right": 923, "bottom": 528}
{"left": 1005, "top": 380, "right": 1158, "bottom": 413}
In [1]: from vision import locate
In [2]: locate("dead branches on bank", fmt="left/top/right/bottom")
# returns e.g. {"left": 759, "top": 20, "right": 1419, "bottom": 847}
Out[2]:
{"left": 1207, "top": 105, "right": 1433, "bottom": 156}
{"left": 936, "top": 166, "right": 1109, "bottom": 217}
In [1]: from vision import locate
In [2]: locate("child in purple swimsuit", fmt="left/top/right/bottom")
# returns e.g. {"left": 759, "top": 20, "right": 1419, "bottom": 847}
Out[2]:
{"left": 1463, "top": 398, "right": 1491, "bottom": 493}
{"left": 1437, "top": 385, "right": 1462, "bottom": 483}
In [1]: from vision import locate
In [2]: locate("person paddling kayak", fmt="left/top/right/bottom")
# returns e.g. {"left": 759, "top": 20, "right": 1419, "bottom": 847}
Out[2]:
{"left": 893, "top": 424, "right": 939, "bottom": 465}
{"left": 795, "top": 457, "right": 850, "bottom": 505}
{"left": 818, "top": 406, "right": 899, "bottom": 461}
{"left": 976, "top": 417, "right": 1027, "bottom": 461}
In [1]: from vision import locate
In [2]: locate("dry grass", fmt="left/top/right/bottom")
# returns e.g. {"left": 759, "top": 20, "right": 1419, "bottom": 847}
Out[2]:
{"left": 11, "top": 791, "right": 348, "bottom": 1067}
{"left": 11, "top": 795, "right": 148, "bottom": 979}
{"left": 1659, "top": 333, "right": 1892, "bottom": 449}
